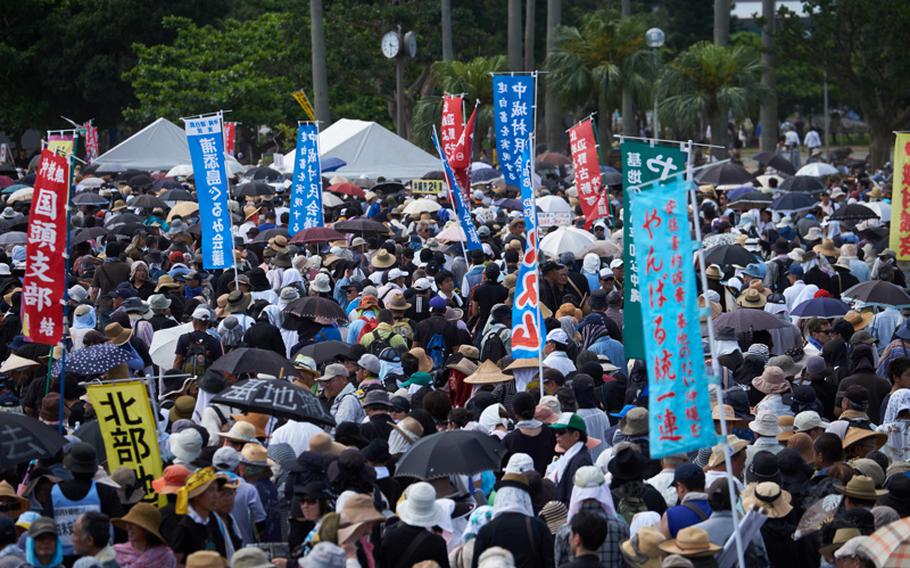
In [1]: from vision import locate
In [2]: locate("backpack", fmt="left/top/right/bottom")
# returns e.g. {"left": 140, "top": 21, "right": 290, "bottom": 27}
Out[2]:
{"left": 366, "top": 330, "right": 396, "bottom": 356}
{"left": 391, "top": 319, "right": 415, "bottom": 345}
{"left": 480, "top": 327, "right": 508, "bottom": 363}
{"left": 614, "top": 481, "right": 649, "bottom": 524}
{"left": 183, "top": 334, "right": 210, "bottom": 377}
{"left": 425, "top": 332, "right": 447, "bottom": 371}
{"left": 772, "top": 258, "right": 792, "bottom": 293}
{"left": 356, "top": 317, "right": 379, "bottom": 343}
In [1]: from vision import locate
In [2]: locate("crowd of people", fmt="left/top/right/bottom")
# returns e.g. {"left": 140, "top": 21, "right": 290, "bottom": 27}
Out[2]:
{"left": 0, "top": 149, "right": 906, "bottom": 568}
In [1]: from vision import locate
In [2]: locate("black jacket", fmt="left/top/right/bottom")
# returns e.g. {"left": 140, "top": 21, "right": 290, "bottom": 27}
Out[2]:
{"left": 379, "top": 521, "right": 450, "bottom": 568}
{"left": 472, "top": 512, "right": 554, "bottom": 568}
{"left": 555, "top": 447, "right": 594, "bottom": 505}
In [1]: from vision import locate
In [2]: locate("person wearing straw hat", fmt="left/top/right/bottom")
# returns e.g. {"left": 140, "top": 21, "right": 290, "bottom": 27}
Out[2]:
{"left": 621, "top": 527, "right": 665, "bottom": 568}
{"left": 745, "top": 411, "right": 784, "bottom": 469}
{"left": 834, "top": 475, "right": 889, "bottom": 511}
{"left": 170, "top": 468, "right": 235, "bottom": 563}
{"left": 842, "top": 426, "right": 887, "bottom": 460}
{"left": 703, "top": 436, "right": 748, "bottom": 492}
{"left": 656, "top": 526, "right": 721, "bottom": 564}
{"left": 336, "top": 494, "right": 385, "bottom": 565}
{"left": 742, "top": 481, "right": 806, "bottom": 567}
{"left": 692, "top": 480, "right": 769, "bottom": 567}
{"left": 379, "top": 482, "right": 450, "bottom": 568}
{"left": 0, "top": 481, "right": 28, "bottom": 522}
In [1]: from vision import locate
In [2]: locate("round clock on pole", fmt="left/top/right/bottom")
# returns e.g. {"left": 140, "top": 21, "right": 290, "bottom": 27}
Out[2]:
{"left": 381, "top": 31, "right": 401, "bottom": 59}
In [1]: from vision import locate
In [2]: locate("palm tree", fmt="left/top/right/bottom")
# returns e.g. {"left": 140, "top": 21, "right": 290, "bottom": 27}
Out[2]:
{"left": 660, "top": 41, "right": 764, "bottom": 157}
{"left": 411, "top": 56, "right": 507, "bottom": 156}
{"left": 545, "top": 12, "right": 651, "bottom": 150}
{"left": 310, "top": 0, "right": 330, "bottom": 124}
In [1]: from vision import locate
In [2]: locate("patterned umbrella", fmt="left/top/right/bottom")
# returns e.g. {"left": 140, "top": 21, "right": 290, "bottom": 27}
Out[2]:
{"left": 0, "top": 413, "right": 67, "bottom": 465}
{"left": 860, "top": 517, "right": 910, "bottom": 568}
{"left": 212, "top": 378, "right": 334, "bottom": 426}
{"left": 52, "top": 344, "right": 133, "bottom": 376}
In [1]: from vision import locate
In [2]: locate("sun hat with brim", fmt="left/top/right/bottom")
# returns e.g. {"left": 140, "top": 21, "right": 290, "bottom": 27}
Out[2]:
{"left": 111, "top": 467, "right": 147, "bottom": 505}
{"left": 408, "top": 347, "right": 434, "bottom": 373}
{"left": 168, "top": 395, "right": 196, "bottom": 423}
{"left": 539, "top": 500, "right": 569, "bottom": 535}
{"left": 751, "top": 366, "right": 790, "bottom": 395}
{"left": 308, "top": 432, "right": 349, "bottom": 455}
{"left": 176, "top": 467, "right": 221, "bottom": 514}
{"left": 104, "top": 322, "right": 133, "bottom": 346}
{"left": 657, "top": 527, "right": 722, "bottom": 558}
{"left": 767, "top": 355, "right": 803, "bottom": 378}
{"left": 217, "top": 421, "right": 259, "bottom": 445}
{"left": 225, "top": 291, "right": 252, "bottom": 314}
{"left": 230, "top": 547, "right": 273, "bottom": 568}
{"left": 749, "top": 412, "right": 783, "bottom": 437}
{"left": 819, "top": 528, "right": 862, "bottom": 562}
{"left": 842, "top": 427, "right": 887, "bottom": 452}
{"left": 621, "top": 407, "right": 649, "bottom": 436}
{"left": 337, "top": 493, "right": 387, "bottom": 544}
{"left": 503, "top": 358, "right": 548, "bottom": 374}
{"left": 444, "top": 353, "right": 479, "bottom": 376}
{"left": 849, "top": 458, "right": 885, "bottom": 488}
{"left": 621, "top": 527, "right": 666, "bottom": 568}
{"left": 186, "top": 550, "right": 225, "bottom": 568}
{"left": 464, "top": 360, "right": 512, "bottom": 384}
{"left": 0, "top": 354, "right": 40, "bottom": 373}
{"left": 151, "top": 465, "right": 191, "bottom": 495}
{"left": 742, "top": 482, "right": 793, "bottom": 519}
{"left": 0, "top": 481, "right": 28, "bottom": 516}
{"left": 549, "top": 412, "right": 587, "bottom": 434}
{"left": 707, "top": 436, "right": 749, "bottom": 469}
{"left": 843, "top": 310, "right": 874, "bottom": 332}
{"left": 834, "top": 474, "right": 889, "bottom": 501}
{"left": 370, "top": 250, "right": 396, "bottom": 269}
{"left": 232, "top": 413, "right": 270, "bottom": 438}
{"left": 113, "top": 502, "right": 166, "bottom": 544}
{"left": 396, "top": 481, "right": 449, "bottom": 528}
{"left": 776, "top": 415, "right": 796, "bottom": 442}
{"left": 814, "top": 239, "right": 841, "bottom": 258}
{"left": 711, "top": 404, "right": 737, "bottom": 422}
{"left": 737, "top": 288, "right": 767, "bottom": 308}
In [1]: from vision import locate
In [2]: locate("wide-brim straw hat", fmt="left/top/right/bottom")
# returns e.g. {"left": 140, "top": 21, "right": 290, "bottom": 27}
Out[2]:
{"left": 737, "top": 288, "right": 767, "bottom": 308}
{"left": 0, "top": 481, "right": 29, "bottom": 516}
{"left": 814, "top": 238, "right": 841, "bottom": 258}
{"left": 503, "top": 358, "right": 547, "bottom": 374}
{"left": 104, "top": 322, "right": 133, "bottom": 346}
{"left": 843, "top": 310, "right": 874, "bottom": 332}
{"left": 0, "top": 353, "right": 40, "bottom": 373}
{"left": 707, "top": 436, "right": 748, "bottom": 469}
{"left": 842, "top": 427, "right": 887, "bottom": 451}
{"left": 408, "top": 347, "right": 434, "bottom": 373}
{"left": 464, "top": 360, "right": 512, "bottom": 384}
{"left": 371, "top": 250, "right": 395, "bottom": 269}
{"left": 742, "top": 482, "right": 793, "bottom": 519}
{"left": 657, "top": 526, "right": 722, "bottom": 557}
{"left": 819, "top": 528, "right": 862, "bottom": 561}
{"left": 113, "top": 502, "right": 166, "bottom": 544}
{"left": 621, "top": 527, "right": 665, "bottom": 568}
{"left": 834, "top": 474, "right": 889, "bottom": 501}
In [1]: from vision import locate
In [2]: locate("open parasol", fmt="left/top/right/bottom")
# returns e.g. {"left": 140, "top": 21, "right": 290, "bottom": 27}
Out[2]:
{"left": 395, "top": 430, "right": 507, "bottom": 479}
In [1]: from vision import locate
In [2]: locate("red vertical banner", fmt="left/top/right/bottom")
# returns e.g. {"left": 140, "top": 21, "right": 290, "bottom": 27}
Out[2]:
{"left": 441, "top": 95, "right": 464, "bottom": 163}
{"left": 449, "top": 102, "right": 477, "bottom": 195}
{"left": 223, "top": 121, "right": 237, "bottom": 157}
{"left": 569, "top": 118, "right": 608, "bottom": 229}
{"left": 83, "top": 123, "right": 99, "bottom": 164}
{"left": 23, "top": 150, "right": 69, "bottom": 345}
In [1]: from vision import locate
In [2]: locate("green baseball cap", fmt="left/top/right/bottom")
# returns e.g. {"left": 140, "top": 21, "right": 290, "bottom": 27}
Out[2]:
{"left": 549, "top": 412, "right": 587, "bottom": 434}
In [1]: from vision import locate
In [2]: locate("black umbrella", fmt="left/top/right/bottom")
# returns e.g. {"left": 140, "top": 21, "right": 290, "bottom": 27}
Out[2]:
{"left": 696, "top": 163, "right": 753, "bottom": 186}
{"left": 395, "top": 430, "right": 507, "bottom": 479}
{"left": 152, "top": 179, "right": 181, "bottom": 191}
{"left": 245, "top": 167, "right": 283, "bottom": 182}
{"left": 841, "top": 280, "right": 910, "bottom": 307}
{"left": 71, "top": 227, "right": 111, "bottom": 246}
{"left": 283, "top": 296, "right": 347, "bottom": 322}
{"left": 779, "top": 175, "right": 825, "bottom": 192}
{"left": 160, "top": 188, "right": 194, "bottom": 201}
{"left": 713, "top": 310, "right": 789, "bottom": 332}
{"left": 372, "top": 181, "right": 406, "bottom": 194}
{"left": 334, "top": 217, "right": 390, "bottom": 235}
{"left": 130, "top": 195, "right": 168, "bottom": 210}
{"left": 104, "top": 213, "right": 142, "bottom": 227}
{"left": 209, "top": 347, "right": 298, "bottom": 378}
{"left": 496, "top": 198, "right": 522, "bottom": 211}
{"left": 237, "top": 181, "right": 276, "bottom": 198}
{"left": 294, "top": 340, "right": 351, "bottom": 366}
{"left": 703, "top": 244, "right": 758, "bottom": 267}
{"left": 603, "top": 171, "right": 623, "bottom": 186}
{"left": 0, "top": 412, "right": 67, "bottom": 465}
{"left": 128, "top": 174, "right": 154, "bottom": 190}
{"left": 72, "top": 192, "right": 108, "bottom": 206}
{"left": 252, "top": 228, "right": 290, "bottom": 243}
{"left": 829, "top": 203, "right": 878, "bottom": 222}
{"left": 751, "top": 152, "right": 797, "bottom": 175}
{"left": 770, "top": 192, "right": 817, "bottom": 212}
{"left": 0, "top": 232, "right": 26, "bottom": 246}
{"left": 52, "top": 344, "right": 133, "bottom": 376}
{"left": 728, "top": 191, "right": 772, "bottom": 209}
{"left": 109, "top": 222, "right": 147, "bottom": 236}
{"left": 211, "top": 378, "right": 335, "bottom": 426}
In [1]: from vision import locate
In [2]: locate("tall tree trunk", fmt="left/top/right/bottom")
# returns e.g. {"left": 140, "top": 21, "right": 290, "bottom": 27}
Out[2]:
{"left": 508, "top": 0, "right": 523, "bottom": 71}
{"left": 441, "top": 0, "right": 455, "bottom": 61}
{"left": 544, "top": 0, "right": 563, "bottom": 152}
{"left": 597, "top": 89, "right": 612, "bottom": 163}
{"left": 310, "top": 0, "right": 331, "bottom": 125}
{"left": 524, "top": 0, "right": 536, "bottom": 70}
{"left": 714, "top": 0, "right": 730, "bottom": 46}
{"left": 759, "top": 0, "right": 778, "bottom": 152}
{"left": 709, "top": 106, "right": 728, "bottom": 159}
{"left": 866, "top": 114, "right": 893, "bottom": 169}
{"left": 621, "top": 0, "right": 635, "bottom": 136}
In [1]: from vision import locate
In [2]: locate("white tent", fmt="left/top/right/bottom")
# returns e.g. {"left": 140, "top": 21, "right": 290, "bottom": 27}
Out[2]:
{"left": 279, "top": 118, "right": 439, "bottom": 180}
{"left": 93, "top": 117, "right": 241, "bottom": 173}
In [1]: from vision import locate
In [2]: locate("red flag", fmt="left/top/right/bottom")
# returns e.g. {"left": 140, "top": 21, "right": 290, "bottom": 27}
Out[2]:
{"left": 569, "top": 118, "right": 608, "bottom": 229}
{"left": 23, "top": 150, "right": 69, "bottom": 345}
{"left": 223, "top": 122, "right": 237, "bottom": 157}
{"left": 441, "top": 95, "right": 464, "bottom": 162}
{"left": 450, "top": 101, "right": 478, "bottom": 194}
{"left": 83, "top": 123, "right": 99, "bottom": 164}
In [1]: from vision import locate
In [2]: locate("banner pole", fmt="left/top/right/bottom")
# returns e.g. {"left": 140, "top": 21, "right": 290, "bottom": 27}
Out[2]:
{"left": 218, "top": 111, "right": 241, "bottom": 291}
{"left": 433, "top": 125, "right": 471, "bottom": 269}
{"left": 687, "top": 139, "right": 745, "bottom": 568}
{"left": 58, "top": 135, "right": 78, "bottom": 433}
{"left": 532, "top": 71, "right": 544, "bottom": 398}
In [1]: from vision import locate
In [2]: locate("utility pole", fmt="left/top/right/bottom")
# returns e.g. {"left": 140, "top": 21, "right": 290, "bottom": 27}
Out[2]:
{"left": 441, "top": 0, "right": 454, "bottom": 61}
{"left": 759, "top": 0, "right": 778, "bottom": 152}
{"left": 714, "top": 0, "right": 730, "bottom": 46}
{"left": 524, "top": 0, "right": 536, "bottom": 70}
{"left": 508, "top": 0, "right": 523, "bottom": 70}
{"left": 621, "top": 0, "right": 635, "bottom": 136}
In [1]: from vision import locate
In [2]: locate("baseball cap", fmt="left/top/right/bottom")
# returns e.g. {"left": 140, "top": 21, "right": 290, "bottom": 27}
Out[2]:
{"left": 599, "top": 267, "right": 615, "bottom": 280}
{"left": 191, "top": 306, "right": 212, "bottom": 321}
{"left": 742, "top": 263, "right": 767, "bottom": 278}
{"left": 549, "top": 412, "right": 587, "bottom": 434}
{"left": 609, "top": 258, "right": 624, "bottom": 269}
{"left": 787, "top": 264, "right": 804, "bottom": 276}
{"left": 387, "top": 268, "right": 408, "bottom": 280}
{"left": 546, "top": 329, "right": 569, "bottom": 346}
{"left": 413, "top": 278, "right": 432, "bottom": 291}
{"left": 212, "top": 447, "right": 241, "bottom": 471}
{"left": 357, "top": 354, "right": 380, "bottom": 375}
{"left": 673, "top": 463, "right": 705, "bottom": 486}
{"left": 429, "top": 296, "right": 447, "bottom": 311}
{"left": 292, "top": 354, "right": 318, "bottom": 374}
{"left": 316, "top": 363, "right": 349, "bottom": 382}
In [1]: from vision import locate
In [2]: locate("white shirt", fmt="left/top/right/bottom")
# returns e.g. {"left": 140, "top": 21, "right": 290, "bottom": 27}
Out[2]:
{"left": 784, "top": 130, "right": 801, "bottom": 146}
{"left": 270, "top": 420, "right": 324, "bottom": 456}
{"left": 646, "top": 469, "right": 678, "bottom": 507}
{"left": 542, "top": 351, "right": 576, "bottom": 377}
{"left": 783, "top": 280, "right": 806, "bottom": 312}
{"left": 804, "top": 130, "right": 821, "bottom": 149}
{"left": 704, "top": 470, "right": 744, "bottom": 494}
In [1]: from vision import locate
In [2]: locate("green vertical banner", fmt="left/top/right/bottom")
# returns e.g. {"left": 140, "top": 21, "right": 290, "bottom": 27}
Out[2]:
{"left": 621, "top": 139, "right": 689, "bottom": 359}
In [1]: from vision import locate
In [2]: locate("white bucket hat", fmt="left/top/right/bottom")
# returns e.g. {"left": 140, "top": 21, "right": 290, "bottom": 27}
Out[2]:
{"left": 168, "top": 428, "right": 203, "bottom": 464}
{"left": 396, "top": 481, "right": 449, "bottom": 528}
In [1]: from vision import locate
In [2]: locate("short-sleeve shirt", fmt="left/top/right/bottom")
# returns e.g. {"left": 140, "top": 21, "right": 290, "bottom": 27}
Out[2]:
{"left": 174, "top": 330, "right": 223, "bottom": 364}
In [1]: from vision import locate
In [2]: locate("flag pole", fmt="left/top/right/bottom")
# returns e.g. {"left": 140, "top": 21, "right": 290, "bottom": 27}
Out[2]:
{"left": 433, "top": 125, "right": 471, "bottom": 270}
{"left": 218, "top": 111, "right": 241, "bottom": 291}
{"left": 531, "top": 71, "right": 544, "bottom": 398}
{"left": 686, "top": 139, "right": 745, "bottom": 568}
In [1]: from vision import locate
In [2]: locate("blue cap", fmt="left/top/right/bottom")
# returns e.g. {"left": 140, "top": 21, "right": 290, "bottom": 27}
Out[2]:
{"left": 742, "top": 263, "right": 767, "bottom": 278}
{"left": 430, "top": 296, "right": 447, "bottom": 311}
{"left": 673, "top": 462, "right": 706, "bottom": 486}
{"left": 787, "top": 264, "right": 804, "bottom": 276}
{"left": 610, "top": 404, "right": 636, "bottom": 419}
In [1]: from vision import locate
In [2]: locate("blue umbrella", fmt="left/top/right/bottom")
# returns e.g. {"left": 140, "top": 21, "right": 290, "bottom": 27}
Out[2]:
{"left": 790, "top": 297, "right": 850, "bottom": 319}
{"left": 601, "top": 165, "right": 620, "bottom": 175}
{"left": 320, "top": 157, "right": 347, "bottom": 173}
{"left": 726, "top": 185, "right": 758, "bottom": 201}
{"left": 472, "top": 167, "right": 501, "bottom": 182}
{"left": 1, "top": 184, "right": 29, "bottom": 195}
{"left": 52, "top": 343, "right": 133, "bottom": 377}
{"left": 496, "top": 198, "right": 522, "bottom": 211}
{"left": 771, "top": 192, "right": 818, "bottom": 212}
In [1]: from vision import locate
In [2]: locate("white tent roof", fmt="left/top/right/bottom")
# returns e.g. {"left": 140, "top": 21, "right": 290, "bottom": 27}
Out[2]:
{"left": 280, "top": 118, "right": 440, "bottom": 180}
{"left": 93, "top": 117, "right": 241, "bottom": 173}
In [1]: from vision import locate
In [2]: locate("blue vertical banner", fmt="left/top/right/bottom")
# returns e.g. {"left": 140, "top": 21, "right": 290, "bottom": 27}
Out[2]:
{"left": 184, "top": 114, "right": 234, "bottom": 269}
{"left": 492, "top": 75, "right": 535, "bottom": 190}
{"left": 631, "top": 179, "right": 716, "bottom": 458}
{"left": 290, "top": 122, "right": 324, "bottom": 234}
{"left": 431, "top": 128, "right": 482, "bottom": 251}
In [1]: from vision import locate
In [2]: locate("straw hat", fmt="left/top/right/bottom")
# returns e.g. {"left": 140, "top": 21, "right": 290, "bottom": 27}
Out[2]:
{"left": 843, "top": 310, "right": 874, "bottom": 331}
{"left": 243, "top": 205, "right": 261, "bottom": 221}
{"left": 834, "top": 475, "right": 888, "bottom": 501}
{"left": 819, "top": 528, "right": 862, "bottom": 561}
{"left": 218, "top": 421, "right": 260, "bottom": 445}
{"left": 711, "top": 404, "right": 737, "bottom": 422}
{"left": 113, "top": 502, "right": 166, "bottom": 543}
{"left": 309, "top": 432, "right": 348, "bottom": 455}
{"left": 621, "top": 527, "right": 665, "bottom": 568}
{"left": 186, "top": 551, "right": 225, "bottom": 568}
{"left": 538, "top": 500, "right": 568, "bottom": 535}
{"left": 371, "top": 249, "right": 396, "bottom": 269}
{"left": 749, "top": 411, "right": 783, "bottom": 437}
{"left": 776, "top": 415, "right": 796, "bottom": 442}
{"left": 705, "top": 264, "right": 723, "bottom": 281}
{"left": 464, "top": 360, "right": 512, "bottom": 384}
{"left": 814, "top": 239, "right": 840, "bottom": 258}
{"left": 239, "top": 443, "right": 273, "bottom": 467}
{"left": 737, "top": 288, "right": 767, "bottom": 308}
{"left": 742, "top": 482, "right": 793, "bottom": 518}
{"left": 0, "top": 480, "right": 28, "bottom": 516}
{"left": 396, "top": 482, "right": 449, "bottom": 528}
{"left": 232, "top": 413, "right": 270, "bottom": 438}
{"left": 706, "top": 436, "right": 749, "bottom": 469}
{"left": 111, "top": 199, "right": 128, "bottom": 212}
{"left": 0, "top": 353, "right": 39, "bottom": 373}
{"left": 104, "top": 322, "right": 133, "bottom": 346}
{"left": 657, "top": 527, "right": 721, "bottom": 557}
{"left": 503, "top": 358, "right": 546, "bottom": 374}
{"left": 385, "top": 291, "right": 413, "bottom": 311}
{"left": 337, "top": 493, "right": 386, "bottom": 544}
{"left": 408, "top": 347, "right": 434, "bottom": 373}
{"left": 842, "top": 427, "right": 887, "bottom": 452}
{"left": 751, "top": 366, "right": 790, "bottom": 395}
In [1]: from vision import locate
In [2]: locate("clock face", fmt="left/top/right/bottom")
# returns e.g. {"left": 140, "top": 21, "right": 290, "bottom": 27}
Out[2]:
{"left": 381, "top": 31, "right": 400, "bottom": 59}
{"left": 405, "top": 31, "right": 417, "bottom": 58}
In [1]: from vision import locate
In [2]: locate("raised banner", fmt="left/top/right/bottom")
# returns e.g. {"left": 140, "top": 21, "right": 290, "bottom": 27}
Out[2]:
{"left": 621, "top": 139, "right": 688, "bottom": 359}
{"left": 431, "top": 128, "right": 482, "bottom": 252}
{"left": 290, "top": 123, "right": 324, "bottom": 234}
{"left": 292, "top": 90, "right": 317, "bottom": 122}
{"left": 83, "top": 123, "right": 99, "bottom": 164}
{"left": 224, "top": 121, "right": 237, "bottom": 157}
{"left": 441, "top": 95, "right": 464, "bottom": 162}
{"left": 47, "top": 133, "right": 75, "bottom": 157}
{"left": 449, "top": 102, "right": 477, "bottom": 195}
{"left": 22, "top": 150, "right": 69, "bottom": 345}
{"left": 492, "top": 74, "right": 534, "bottom": 190}
{"left": 569, "top": 118, "right": 607, "bottom": 229}
{"left": 631, "top": 179, "right": 715, "bottom": 458}
{"left": 891, "top": 133, "right": 910, "bottom": 259}
{"left": 86, "top": 382, "right": 163, "bottom": 505}
{"left": 184, "top": 114, "right": 234, "bottom": 269}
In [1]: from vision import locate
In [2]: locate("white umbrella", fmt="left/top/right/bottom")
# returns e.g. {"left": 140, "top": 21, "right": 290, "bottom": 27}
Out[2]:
{"left": 225, "top": 154, "right": 244, "bottom": 176}
{"left": 403, "top": 198, "right": 442, "bottom": 216}
{"left": 436, "top": 222, "right": 466, "bottom": 242}
{"left": 590, "top": 239, "right": 622, "bottom": 258}
{"left": 864, "top": 201, "right": 891, "bottom": 222}
{"left": 796, "top": 162, "right": 839, "bottom": 177}
{"left": 471, "top": 161, "right": 493, "bottom": 172}
{"left": 540, "top": 226, "right": 597, "bottom": 259}
{"left": 78, "top": 177, "right": 104, "bottom": 188}
{"left": 755, "top": 174, "right": 786, "bottom": 189}
{"left": 149, "top": 322, "right": 193, "bottom": 370}
{"left": 537, "top": 195, "right": 572, "bottom": 214}
{"left": 166, "top": 164, "right": 193, "bottom": 178}
{"left": 322, "top": 192, "right": 343, "bottom": 208}
{"left": 7, "top": 187, "right": 33, "bottom": 204}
